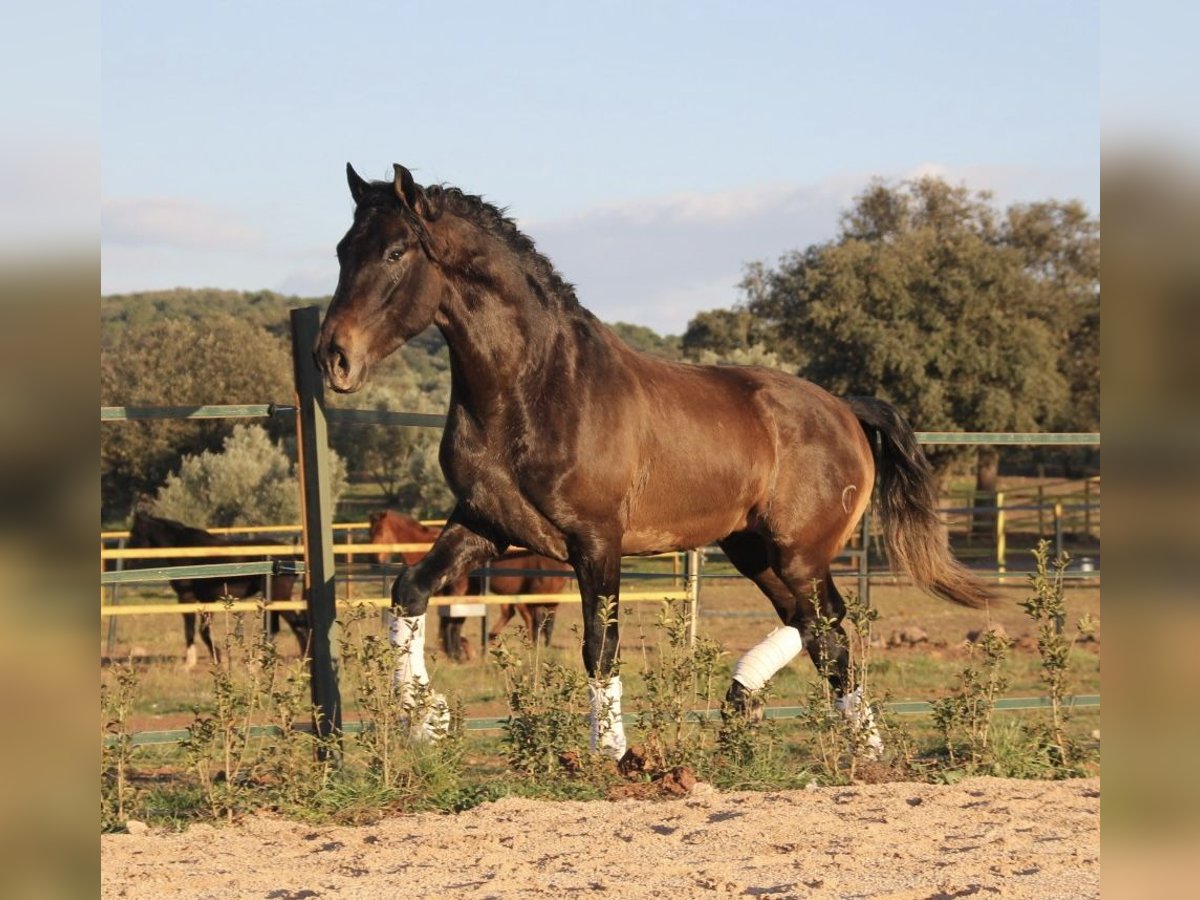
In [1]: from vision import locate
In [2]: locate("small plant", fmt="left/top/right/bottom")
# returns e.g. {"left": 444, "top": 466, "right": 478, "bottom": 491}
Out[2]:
{"left": 180, "top": 598, "right": 274, "bottom": 822}
{"left": 637, "top": 601, "right": 723, "bottom": 771}
{"left": 1019, "top": 541, "right": 1093, "bottom": 776}
{"left": 492, "top": 629, "right": 589, "bottom": 777}
{"left": 101, "top": 660, "right": 140, "bottom": 830}
{"left": 255, "top": 652, "right": 330, "bottom": 809}
{"left": 795, "top": 585, "right": 884, "bottom": 782}
{"left": 931, "top": 627, "right": 1011, "bottom": 769}
{"left": 342, "top": 605, "right": 462, "bottom": 793}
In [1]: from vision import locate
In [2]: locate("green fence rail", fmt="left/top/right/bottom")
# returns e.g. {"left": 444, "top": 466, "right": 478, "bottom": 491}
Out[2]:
{"left": 102, "top": 407, "right": 1101, "bottom": 447}
{"left": 100, "top": 560, "right": 304, "bottom": 586}
{"left": 106, "top": 694, "right": 1100, "bottom": 747}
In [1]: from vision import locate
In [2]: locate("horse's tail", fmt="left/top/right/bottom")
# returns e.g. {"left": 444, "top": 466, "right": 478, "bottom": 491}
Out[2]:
{"left": 846, "top": 396, "right": 992, "bottom": 609}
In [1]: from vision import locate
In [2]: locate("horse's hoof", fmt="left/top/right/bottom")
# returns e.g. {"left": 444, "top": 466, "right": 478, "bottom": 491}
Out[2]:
{"left": 724, "top": 680, "right": 764, "bottom": 722}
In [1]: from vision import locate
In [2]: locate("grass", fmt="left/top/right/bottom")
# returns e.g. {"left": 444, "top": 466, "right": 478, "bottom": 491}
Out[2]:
{"left": 101, "top": 549, "right": 1101, "bottom": 830}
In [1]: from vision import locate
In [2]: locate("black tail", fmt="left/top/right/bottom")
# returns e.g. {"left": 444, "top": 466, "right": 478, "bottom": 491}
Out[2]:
{"left": 846, "top": 397, "right": 991, "bottom": 608}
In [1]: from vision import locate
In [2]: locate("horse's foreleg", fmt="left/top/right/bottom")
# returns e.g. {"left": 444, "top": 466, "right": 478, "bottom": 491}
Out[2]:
{"left": 389, "top": 520, "right": 504, "bottom": 740}
{"left": 391, "top": 521, "right": 504, "bottom": 617}
{"left": 182, "top": 612, "right": 198, "bottom": 669}
{"left": 574, "top": 541, "right": 626, "bottom": 760}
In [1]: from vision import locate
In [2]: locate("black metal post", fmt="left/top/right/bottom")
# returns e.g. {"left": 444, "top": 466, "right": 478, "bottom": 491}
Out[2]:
{"left": 290, "top": 307, "right": 342, "bottom": 752}
{"left": 858, "top": 504, "right": 871, "bottom": 607}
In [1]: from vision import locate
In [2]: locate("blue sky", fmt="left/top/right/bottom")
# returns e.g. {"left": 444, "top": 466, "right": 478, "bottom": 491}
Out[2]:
{"left": 100, "top": 1, "right": 1100, "bottom": 334}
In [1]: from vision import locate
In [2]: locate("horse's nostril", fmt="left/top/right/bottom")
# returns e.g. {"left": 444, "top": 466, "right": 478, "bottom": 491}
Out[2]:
{"left": 328, "top": 342, "right": 350, "bottom": 378}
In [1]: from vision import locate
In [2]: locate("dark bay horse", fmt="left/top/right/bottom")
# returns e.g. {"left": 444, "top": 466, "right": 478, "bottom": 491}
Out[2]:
{"left": 127, "top": 511, "right": 310, "bottom": 666}
{"left": 368, "top": 509, "right": 565, "bottom": 652}
{"left": 317, "top": 164, "right": 990, "bottom": 758}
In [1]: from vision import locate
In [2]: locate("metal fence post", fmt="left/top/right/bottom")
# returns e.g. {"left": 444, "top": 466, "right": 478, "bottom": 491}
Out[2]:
{"left": 858, "top": 504, "right": 871, "bottom": 607}
{"left": 290, "top": 306, "right": 342, "bottom": 754}
{"left": 686, "top": 548, "right": 701, "bottom": 648}
{"left": 106, "top": 537, "right": 125, "bottom": 655}
{"left": 995, "top": 491, "right": 1006, "bottom": 584}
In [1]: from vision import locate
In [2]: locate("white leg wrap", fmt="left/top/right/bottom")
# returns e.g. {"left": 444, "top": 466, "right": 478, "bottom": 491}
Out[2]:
{"left": 388, "top": 612, "right": 448, "bottom": 741}
{"left": 732, "top": 626, "right": 804, "bottom": 691}
{"left": 388, "top": 613, "right": 429, "bottom": 687}
{"left": 836, "top": 686, "right": 884, "bottom": 758}
{"left": 588, "top": 675, "right": 628, "bottom": 760}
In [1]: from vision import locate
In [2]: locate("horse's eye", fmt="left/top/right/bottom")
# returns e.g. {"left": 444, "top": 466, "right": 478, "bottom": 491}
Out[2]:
{"left": 387, "top": 247, "right": 405, "bottom": 262}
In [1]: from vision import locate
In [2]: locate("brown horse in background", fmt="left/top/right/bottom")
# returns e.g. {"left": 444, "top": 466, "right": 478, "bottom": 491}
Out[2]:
{"left": 367, "top": 510, "right": 567, "bottom": 654}
{"left": 318, "top": 165, "right": 990, "bottom": 755}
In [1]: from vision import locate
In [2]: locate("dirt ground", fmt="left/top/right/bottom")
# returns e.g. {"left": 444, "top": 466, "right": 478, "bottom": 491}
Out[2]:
{"left": 101, "top": 776, "right": 1099, "bottom": 899}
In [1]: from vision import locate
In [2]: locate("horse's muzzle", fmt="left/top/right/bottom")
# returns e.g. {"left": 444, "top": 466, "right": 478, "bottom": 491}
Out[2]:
{"left": 314, "top": 332, "right": 365, "bottom": 393}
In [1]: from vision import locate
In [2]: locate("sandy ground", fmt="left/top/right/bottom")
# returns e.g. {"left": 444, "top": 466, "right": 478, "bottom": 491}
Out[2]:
{"left": 101, "top": 776, "right": 1099, "bottom": 899}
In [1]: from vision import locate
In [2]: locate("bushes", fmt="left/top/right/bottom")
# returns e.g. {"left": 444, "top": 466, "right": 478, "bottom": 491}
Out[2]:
{"left": 150, "top": 424, "right": 347, "bottom": 527}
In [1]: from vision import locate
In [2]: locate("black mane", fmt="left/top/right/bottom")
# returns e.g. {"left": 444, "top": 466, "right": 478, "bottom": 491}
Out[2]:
{"left": 360, "top": 179, "right": 586, "bottom": 317}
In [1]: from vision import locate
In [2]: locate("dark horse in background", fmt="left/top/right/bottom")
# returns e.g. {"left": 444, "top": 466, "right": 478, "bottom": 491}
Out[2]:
{"left": 368, "top": 510, "right": 566, "bottom": 657}
{"left": 127, "top": 511, "right": 310, "bottom": 667}
{"left": 317, "top": 164, "right": 989, "bottom": 758}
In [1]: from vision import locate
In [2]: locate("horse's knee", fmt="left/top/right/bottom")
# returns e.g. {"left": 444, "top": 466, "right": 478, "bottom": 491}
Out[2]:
{"left": 391, "top": 571, "right": 431, "bottom": 616}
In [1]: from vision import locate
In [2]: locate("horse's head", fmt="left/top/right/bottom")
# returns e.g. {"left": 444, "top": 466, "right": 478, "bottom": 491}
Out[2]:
{"left": 127, "top": 507, "right": 163, "bottom": 549}
{"left": 367, "top": 509, "right": 393, "bottom": 566}
{"left": 317, "top": 163, "right": 448, "bottom": 393}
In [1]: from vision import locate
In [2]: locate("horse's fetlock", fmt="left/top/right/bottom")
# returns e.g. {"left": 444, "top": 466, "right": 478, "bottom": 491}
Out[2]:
{"left": 725, "top": 680, "right": 765, "bottom": 722}
{"left": 391, "top": 574, "right": 431, "bottom": 617}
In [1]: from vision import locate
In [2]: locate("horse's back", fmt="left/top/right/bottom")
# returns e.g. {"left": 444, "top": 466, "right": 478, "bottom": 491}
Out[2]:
{"left": 600, "top": 357, "right": 874, "bottom": 555}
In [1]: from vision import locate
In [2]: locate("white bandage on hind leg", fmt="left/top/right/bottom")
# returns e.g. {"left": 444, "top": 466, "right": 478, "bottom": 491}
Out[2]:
{"left": 732, "top": 626, "right": 804, "bottom": 691}
{"left": 588, "top": 675, "right": 628, "bottom": 760}
{"left": 836, "top": 686, "right": 884, "bottom": 757}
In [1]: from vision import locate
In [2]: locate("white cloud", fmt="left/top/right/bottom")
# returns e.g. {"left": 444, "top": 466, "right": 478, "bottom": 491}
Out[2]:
{"left": 102, "top": 197, "right": 262, "bottom": 251}
{"left": 102, "top": 163, "right": 1096, "bottom": 334}
{"left": 519, "top": 164, "right": 1095, "bottom": 335}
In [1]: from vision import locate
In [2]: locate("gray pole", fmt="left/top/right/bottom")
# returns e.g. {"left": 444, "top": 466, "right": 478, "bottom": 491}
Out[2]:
{"left": 290, "top": 307, "right": 342, "bottom": 752}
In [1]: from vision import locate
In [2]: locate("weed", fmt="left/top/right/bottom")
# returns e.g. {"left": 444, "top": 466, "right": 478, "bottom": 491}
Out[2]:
{"left": 795, "top": 586, "right": 886, "bottom": 783}
{"left": 930, "top": 628, "right": 1011, "bottom": 769}
{"left": 101, "top": 660, "right": 140, "bottom": 830}
{"left": 636, "top": 601, "right": 723, "bottom": 771}
{"left": 1018, "top": 541, "right": 1094, "bottom": 776}
{"left": 491, "top": 629, "right": 589, "bottom": 777}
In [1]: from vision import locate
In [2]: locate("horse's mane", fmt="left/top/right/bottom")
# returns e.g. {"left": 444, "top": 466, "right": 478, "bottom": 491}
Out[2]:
{"left": 132, "top": 511, "right": 216, "bottom": 545}
{"left": 359, "top": 179, "right": 587, "bottom": 318}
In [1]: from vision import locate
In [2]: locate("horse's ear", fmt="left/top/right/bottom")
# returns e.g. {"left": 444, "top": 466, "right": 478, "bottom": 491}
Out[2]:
{"left": 393, "top": 164, "right": 435, "bottom": 219}
{"left": 346, "top": 162, "right": 369, "bottom": 205}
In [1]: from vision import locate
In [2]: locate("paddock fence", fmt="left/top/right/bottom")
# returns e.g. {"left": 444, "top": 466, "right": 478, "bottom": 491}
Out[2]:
{"left": 101, "top": 306, "right": 1100, "bottom": 745}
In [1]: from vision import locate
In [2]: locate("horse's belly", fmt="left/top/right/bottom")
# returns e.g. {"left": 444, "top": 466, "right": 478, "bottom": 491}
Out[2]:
{"left": 620, "top": 503, "right": 753, "bottom": 556}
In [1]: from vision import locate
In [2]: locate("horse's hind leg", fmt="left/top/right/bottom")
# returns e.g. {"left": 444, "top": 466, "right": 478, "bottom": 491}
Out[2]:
{"left": 775, "top": 557, "right": 882, "bottom": 756}
{"left": 487, "top": 604, "right": 516, "bottom": 643}
{"left": 533, "top": 605, "right": 556, "bottom": 646}
{"left": 281, "top": 612, "right": 310, "bottom": 657}
{"left": 198, "top": 612, "right": 219, "bottom": 664}
{"left": 719, "top": 532, "right": 808, "bottom": 718}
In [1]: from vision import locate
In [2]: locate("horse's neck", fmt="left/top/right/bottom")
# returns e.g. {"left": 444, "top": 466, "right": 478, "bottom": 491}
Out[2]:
{"left": 435, "top": 248, "right": 610, "bottom": 414}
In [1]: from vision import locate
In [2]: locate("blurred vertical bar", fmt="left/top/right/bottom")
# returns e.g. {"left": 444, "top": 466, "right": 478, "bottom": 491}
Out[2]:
{"left": 290, "top": 307, "right": 341, "bottom": 751}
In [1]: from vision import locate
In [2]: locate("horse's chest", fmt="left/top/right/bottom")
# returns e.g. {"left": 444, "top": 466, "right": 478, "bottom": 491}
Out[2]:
{"left": 441, "top": 417, "right": 571, "bottom": 558}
